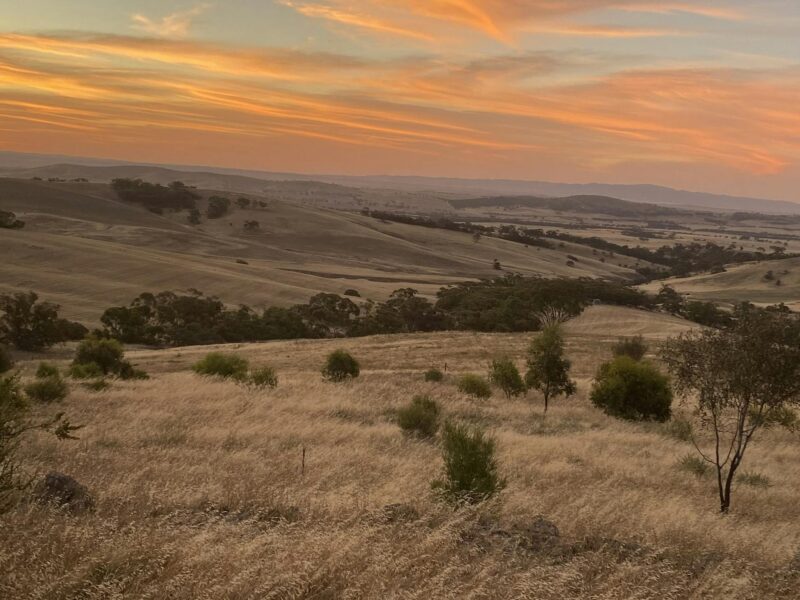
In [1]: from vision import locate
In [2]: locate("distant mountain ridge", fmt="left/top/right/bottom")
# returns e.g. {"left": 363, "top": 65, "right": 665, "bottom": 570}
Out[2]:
{"left": 1, "top": 150, "right": 798, "bottom": 215}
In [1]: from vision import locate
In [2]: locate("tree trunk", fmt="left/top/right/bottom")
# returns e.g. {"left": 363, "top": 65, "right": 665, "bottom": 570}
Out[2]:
{"left": 720, "top": 454, "right": 742, "bottom": 514}
{"left": 543, "top": 391, "right": 549, "bottom": 414}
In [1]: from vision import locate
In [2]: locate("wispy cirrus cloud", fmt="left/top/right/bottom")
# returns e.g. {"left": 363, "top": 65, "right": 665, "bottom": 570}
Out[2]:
{"left": 131, "top": 3, "right": 212, "bottom": 38}
{"left": 280, "top": 0, "right": 744, "bottom": 41}
{"left": 1, "top": 31, "right": 798, "bottom": 180}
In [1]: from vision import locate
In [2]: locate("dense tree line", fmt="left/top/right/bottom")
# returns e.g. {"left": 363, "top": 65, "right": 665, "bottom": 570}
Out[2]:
{"left": 111, "top": 179, "right": 199, "bottom": 213}
{"left": 96, "top": 277, "right": 657, "bottom": 347}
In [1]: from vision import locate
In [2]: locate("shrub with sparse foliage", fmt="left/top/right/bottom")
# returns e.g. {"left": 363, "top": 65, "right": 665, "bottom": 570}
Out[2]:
{"left": 612, "top": 335, "right": 648, "bottom": 361}
{"left": 397, "top": 395, "right": 440, "bottom": 438}
{"left": 35, "top": 363, "right": 60, "bottom": 379}
{"left": 591, "top": 356, "right": 672, "bottom": 422}
{"left": 68, "top": 362, "right": 104, "bottom": 380}
{"left": 322, "top": 350, "right": 360, "bottom": 382}
{"left": 457, "top": 374, "right": 492, "bottom": 399}
{"left": 24, "top": 375, "right": 69, "bottom": 403}
{"left": 73, "top": 336, "right": 125, "bottom": 375}
{"left": 488, "top": 357, "right": 526, "bottom": 398}
{"left": 248, "top": 366, "right": 278, "bottom": 389}
{"left": 193, "top": 352, "right": 249, "bottom": 380}
{"left": 433, "top": 421, "right": 504, "bottom": 504}
{"left": 424, "top": 368, "right": 444, "bottom": 382}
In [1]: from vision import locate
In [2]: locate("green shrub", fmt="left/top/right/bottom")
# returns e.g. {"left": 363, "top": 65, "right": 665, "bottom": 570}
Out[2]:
{"left": 84, "top": 379, "right": 111, "bottom": 392}
{"left": 397, "top": 395, "right": 440, "bottom": 438}
{"left": 662, "top": 416, "right": 693, "bottom": 442}
{"left": 322, "top": 350, "right": 360, "bottom": 382}
{"left": 118, "top": 360, "right": 149, "bottom": 380}
{"left": 678, "top": 454, "right": 710, "bottom": 477}
{"left": 612, "top": 335, "right": 648, "bottom": 361}
{"left": 0, "top": 346, "right": 12, "bottom": 374}
{"left": 24, "top": 376, "right": 69, "bottom": 403}
{"left": 35, "top": 362, "right": 60, "bottom": 379}
{"left": 73, "top": 336, "right": 124, "bottom": 375}
{"left": 488, "top": 358, "right": 526, "bottom": 398}
{"left": 424, "top": 368, "right": 444, "bottom": 382}
{"left": 192, "top": 352, "right": 249, "bottom": 380}
{"left": 590, "top": 356, "right": 672, "bottom": 422}
{"left": 248, "top": 366, "right": 278, "bottom": 389}
{"left": 433, "top": 421, "right": 504, "bottom": 504}
{"left": 68, "top": 362, "right": 104, "bottom": 379}
{"left": 457, "top": 374, "right": 492, "bottom": 399}
{"left": 739, "top": 471, "right": 771, "bottom": 488}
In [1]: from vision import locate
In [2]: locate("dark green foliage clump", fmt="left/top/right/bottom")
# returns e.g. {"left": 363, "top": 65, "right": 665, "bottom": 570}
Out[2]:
{"left": 206, "top": 196, "right": 231, "bottom": 219}
{"left": 248, "top": 366, "right": 278, "bottom": 389}
{"left": 118, "top": 361, "right": 150, "bottom": 380}
{"left": 457, "top": 374, "right": 492, "bottom": 399}
{"left": 112, "top": 178, "right": 198, "bottom": 212}
{"left": 424, "top": 368, "right": 444, "bottom": 382}
{"left": 0, "top": 347, "right": 13, "bottom": 374}
{"left": 591, "top": 356, "right": 672, "bottom": 422}
{"left": 0, "top": 291, "right": 64, "bottom": 351}
{"left": 488, "top": 357, "right": 526, "bottom": 398}
{"left": 73, "top": 336, "right": 125, "bottom": 375}
{"left": 322, "top": 350, "right": 360, "bottom": 382}
{"left": 193, "top": 352, "right": 249, "bottom": 380}
{"left": 433, "top": 422, "right": 504, "bottom": 504}
{"left": 612, "top": 336, "right": 648, "bottom": 361}
{"left": 397, "top": 395, "right": 440, "bottom": 438}
{"left": 24, "top": 375, "right": 69, "bottom": 403}
{"left": 35, "top": 363, "right": 60, "bottom": 379}
{"left": 68, "top": 362, "right": 104, "bottom": 380}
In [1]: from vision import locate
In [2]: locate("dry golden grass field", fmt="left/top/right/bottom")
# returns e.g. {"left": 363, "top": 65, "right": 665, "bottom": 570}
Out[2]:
{"left": 2, "top": 307, "right": 799, "bottom": 599}
{"left": 0, "top": 178, "right": 636, "bottom": 323}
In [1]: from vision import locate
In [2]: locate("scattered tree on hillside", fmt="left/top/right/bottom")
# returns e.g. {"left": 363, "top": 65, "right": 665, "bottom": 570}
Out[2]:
{"left": 187, "top": 209, "right": 201, "bottom": 225}
{"left": 236, "top": 197, "right": 250, "bottom": 209}
{"left": 0, "top": 211, "right": 24, "bottom": 229}
{"left": 661, "top": 312, "right": 800, "bottom": 513}
{"left": 0, "top": 292, "right": 63, "bottom": 351}
{"left": 111, "top": 178, "right": 198, "bottom": 212}
{"left": 525, "top": 325, "right": 576, "bottom": 413}
{"left": 206, "top": 196, "right": 231, "bottom": 219}
{"left": 243, "top": 220, "right": 260, "bottom": 231}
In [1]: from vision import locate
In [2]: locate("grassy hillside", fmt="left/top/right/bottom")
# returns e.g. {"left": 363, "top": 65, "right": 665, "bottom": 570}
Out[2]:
{"left": 3, "top": 310, "right": 798, "bottom": 598}
{"left": 0, "top": 178, "right": 639, "bottom": 323}
{"left": 640, "top": 256, "right": 800, "bottom": 310}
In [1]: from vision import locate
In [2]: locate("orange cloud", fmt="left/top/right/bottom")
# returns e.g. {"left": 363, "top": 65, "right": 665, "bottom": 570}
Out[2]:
{"left": 282, "top": 0, "right": 742, "bottom": 40}
{"left": 131, "top": 3, "right": 212, "bottom": 38}
{"left": 0, "top": 32, "right": 798, "bottom": 185}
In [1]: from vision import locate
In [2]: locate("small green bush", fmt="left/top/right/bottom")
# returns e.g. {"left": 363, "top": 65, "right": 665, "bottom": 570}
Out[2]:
{"left": 84, "top": 379, "right": 111, "bottom": 392}
{"left": 35, "top": 362, "right": 60, "bottom": 379}
{"left": 677, "top": 454, "right": 710, "bottom": 477}
{"left": 0, "top": 346, "right": 13, "bottom": 374}
{"left": 424, "top": 368, "right": 444, "bottom": 382}
{"left": 457, "top": 374, "right": 492, "bottom": 399}
{"left": 322, "top": 350, "right": 359, "bottom": 382}
{"left": 611, "top": 336, "right": 648, "bottom": 361}
{"left": 68, "top": 362, "right": 104, "bottom": 379}
{"left": 73, "top": 336, "right": 124, "bottom": 375}
{"left": 662, "top": 416, "right": 693, "bottom": 442}
{"left": 24, "top": 376, "right": 69, "bottom": 403}
{"left": 397, "top": 395, "right": 440, "bottom": 438}
{"left": 192, "top": 352, "right": 249, "bottom": 380}
{"left": 248, "top": 366, "right": 278, "bottom": 389}
{"left": 590, "top": 356, "right": 672, "bottom": 422}
{"left": 118, "top": 360, "right": 149, "bottom": 380}
{"left": 488, "top": 358, "right": 526, "bottom": 398}
{"left": 739, "top": 471, "right": 771, "bottom": 488}
{"left": 433, "top": 421, "right": 504, "bottom": 504}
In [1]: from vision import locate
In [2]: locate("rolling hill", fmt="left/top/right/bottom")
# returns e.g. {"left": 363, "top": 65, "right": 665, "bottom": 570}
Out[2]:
{"left": 0, "top": 178, "right": 639, "bottom": 323}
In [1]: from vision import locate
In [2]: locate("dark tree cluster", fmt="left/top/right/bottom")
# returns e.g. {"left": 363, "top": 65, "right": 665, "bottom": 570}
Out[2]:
{"left": 0, "top": 211, "right": 24, "bottom": 230}
{"left": 0, "top": 292, "right": 87, "bottom": 351}
{"left": 111, "top": 179, "right": 199, "bottom": 214}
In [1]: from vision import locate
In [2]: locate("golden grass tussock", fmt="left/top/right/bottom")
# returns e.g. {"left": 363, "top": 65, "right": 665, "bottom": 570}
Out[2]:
{"left": 2, "top": 325, "right": 799, "bottom": 598}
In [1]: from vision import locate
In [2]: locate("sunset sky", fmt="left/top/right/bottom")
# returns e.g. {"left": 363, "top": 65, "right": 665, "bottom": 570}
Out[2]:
{"left": 1, "top": 1, "right": 799, "bottom": 200}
